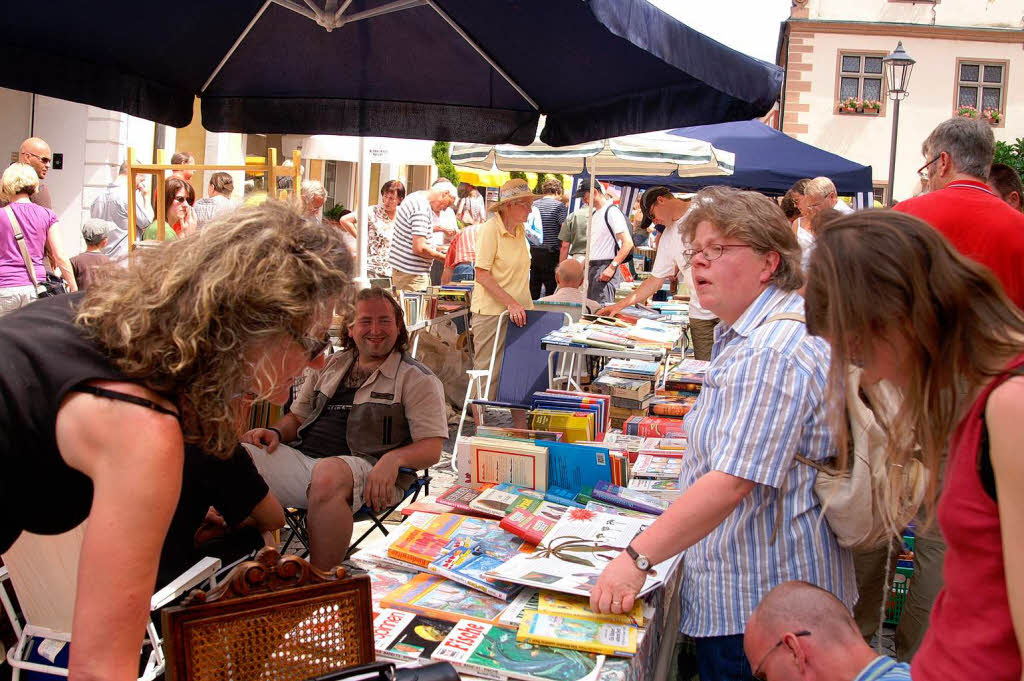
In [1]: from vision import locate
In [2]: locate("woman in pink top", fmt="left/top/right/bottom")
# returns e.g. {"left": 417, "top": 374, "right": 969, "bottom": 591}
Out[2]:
{"left": 804, "top": 210, "right": 1024, "bottom": 681}
{"left": 0, "top": 163, "right": 77, "bottom": 315}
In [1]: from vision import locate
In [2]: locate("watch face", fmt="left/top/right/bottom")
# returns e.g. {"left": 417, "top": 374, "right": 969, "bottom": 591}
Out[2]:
{"left": 637, "top": 556, "right": 651, "bottom": 571}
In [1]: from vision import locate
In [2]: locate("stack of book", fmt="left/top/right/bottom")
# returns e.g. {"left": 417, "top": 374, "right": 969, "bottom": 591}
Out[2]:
{"left": 529, "top": 389, "right": 610, "bottom": 441}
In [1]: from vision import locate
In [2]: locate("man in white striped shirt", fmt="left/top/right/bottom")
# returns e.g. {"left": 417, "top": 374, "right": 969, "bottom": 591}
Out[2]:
{"left": 389, "top": 181, "right": 458, "bottom": 292}
{"left": 591, "top": 187, "right": 854, "bottom": 681}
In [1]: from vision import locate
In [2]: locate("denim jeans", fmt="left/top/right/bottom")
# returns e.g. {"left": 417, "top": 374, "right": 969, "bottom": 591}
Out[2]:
{"left": 694, "top": 634, "right": 756, "bottom": 681}
{"left": 451, "top": 263, "right": 475, "bottom": 282}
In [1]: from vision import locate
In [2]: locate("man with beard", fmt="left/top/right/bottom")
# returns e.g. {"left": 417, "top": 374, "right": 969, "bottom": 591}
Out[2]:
{"left": 243, "top": 287, "right": 448, "bottom": 568}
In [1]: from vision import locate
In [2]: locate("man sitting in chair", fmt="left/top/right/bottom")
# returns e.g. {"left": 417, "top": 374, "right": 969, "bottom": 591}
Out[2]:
{"left": 242, "top": 287, "right": 448, "bottom": 570}
{"left": 536, "top": 259, "right": 601, "bottom": 314}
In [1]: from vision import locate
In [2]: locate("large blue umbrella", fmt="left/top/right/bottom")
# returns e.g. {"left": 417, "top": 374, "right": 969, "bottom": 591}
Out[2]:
{"left": 594, "top": 120, "right": 874, "bottom": 202}
{"left": 0, "top": 0, "right": 782, "bottom": 145}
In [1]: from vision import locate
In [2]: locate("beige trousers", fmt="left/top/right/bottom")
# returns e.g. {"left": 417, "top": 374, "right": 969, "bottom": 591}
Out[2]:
{"left": 391, "top": 269, "right": 430, "bottom": 293}
{"left": 471, "top": 313, "right": 508, "bottom": 400}
{"left": 688, "top": 317, "right": 719, "bottom": 362}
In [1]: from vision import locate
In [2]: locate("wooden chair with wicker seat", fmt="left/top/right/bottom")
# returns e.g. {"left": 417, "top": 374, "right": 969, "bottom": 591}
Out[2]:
{"left": 161, "top": 546, "right": 374, "bottom": 681}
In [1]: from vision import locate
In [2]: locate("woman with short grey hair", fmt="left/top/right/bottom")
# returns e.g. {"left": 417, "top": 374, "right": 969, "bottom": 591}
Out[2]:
{"left": 0, "top": 162, "right": 77, "bottom": 314}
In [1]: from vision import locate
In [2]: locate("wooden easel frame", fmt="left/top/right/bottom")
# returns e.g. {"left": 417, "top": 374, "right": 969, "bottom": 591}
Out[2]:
{"left": 126, "top": 147, "right": 303, "bottom": 249}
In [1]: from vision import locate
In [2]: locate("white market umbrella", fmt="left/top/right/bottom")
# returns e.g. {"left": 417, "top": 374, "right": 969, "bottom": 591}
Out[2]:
{"left": 450, "top": 129, "right": 735, "bottom": 298}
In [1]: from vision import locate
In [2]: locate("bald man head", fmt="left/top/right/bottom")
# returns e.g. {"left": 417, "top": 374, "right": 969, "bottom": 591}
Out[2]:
{"left": 555, "top": 258, "right": 585, "bottom": 289}
{"left": 19, "top": 137, "right": 51, "bottom": 181}
{"left": 744, "top": 581, "right": 881, "bottom": 681}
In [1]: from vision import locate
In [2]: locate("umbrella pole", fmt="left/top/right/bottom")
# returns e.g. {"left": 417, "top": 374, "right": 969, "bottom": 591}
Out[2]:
{"left": 355, "top": 137, "right": 370, "bottom": 290}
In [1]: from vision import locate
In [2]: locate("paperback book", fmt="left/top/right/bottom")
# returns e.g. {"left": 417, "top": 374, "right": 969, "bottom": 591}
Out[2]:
{"left": 469, "top": 483, "right": 545, "bottom": 519}
{"left": 498, "top": 587, "right": 541, "bottom": 628}
{"left": 537, "top": 591, "right": 644, "bottom": 627}
{"left": 630, "top": 454, "right": 683, "bottom": 480}
{"left": 428, "top": 547, "right": 523, "bottom": 600}
{"left": 470, "top": 439, "right": 550, "bottom": 491}
{"left": 373, "top": 608, "right": 455, "bottom": 662}
{"left": 592, "top": 481, "right": 669, "bottom": 516}
{"left": 381, "top": 573, "right": 512, "bottom": 628}
{"left": 431, "top": 619, "right": 604, "bottom": 681}
{"left": 517, "top": 610, "right": 638, "bottom": 657}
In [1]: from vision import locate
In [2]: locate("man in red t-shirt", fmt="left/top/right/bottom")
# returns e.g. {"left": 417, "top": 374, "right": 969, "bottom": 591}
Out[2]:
{"left": 894, "top": 116, "right": 1024, "bottom": 310}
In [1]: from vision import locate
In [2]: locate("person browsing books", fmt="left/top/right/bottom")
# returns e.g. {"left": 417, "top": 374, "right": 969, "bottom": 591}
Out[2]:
{"left": 470, "top": 179, "right": 537, "bottom": 396}
{"left": 536, "top": 258, "right": 601, "bottom": 314}
{"left": 598, "top": 186, "right": 719, "bottom": 360}
{"left": 242, "top": 287, "right": 448, "bottom": 570}
{"left": 590, "top": 187, "right": 854, "bottom": 681}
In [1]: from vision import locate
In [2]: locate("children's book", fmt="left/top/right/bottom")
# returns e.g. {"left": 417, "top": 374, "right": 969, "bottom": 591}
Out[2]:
{"left": 387, "top": 526, "right": 453, "bottom": 568}
{"left": 428, "top": 547, "right": 523, "bottom": 600}
{"left": 537, "top": 591, "right": 644, "bottom": 627}
{"left": 381, "top": 573, "right": 512, "bottom": 628}
{"left": 373, "top": 609, "right": 455, "bottom": 662}
{"left": 517, "top": 610, "right": 638, "bottom": 657}
{"left": 431, "top": 619, "right": 604, "bottom": 681}
{"left": 592, "top": 481, "right": 669, "bottom": 516}
{"left": 485, "top": 509, "right": 681, "bottom": 598}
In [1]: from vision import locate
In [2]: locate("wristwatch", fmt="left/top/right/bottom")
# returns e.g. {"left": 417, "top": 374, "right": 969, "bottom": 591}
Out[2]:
{"left": 625, "top": 544, "right": 652, "bottom": 572}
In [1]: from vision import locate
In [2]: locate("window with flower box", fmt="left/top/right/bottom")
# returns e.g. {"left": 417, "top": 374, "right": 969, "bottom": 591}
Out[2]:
{"left": 955, "top": 59, "right": 1007, "bottom": 126}
{"left": 834, "top": 51, "right": 887, "bottom": 115}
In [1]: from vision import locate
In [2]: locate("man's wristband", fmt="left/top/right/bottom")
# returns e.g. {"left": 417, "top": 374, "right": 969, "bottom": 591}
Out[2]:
{"left": 268, "top": 427, "right": 282, "bottom": 441}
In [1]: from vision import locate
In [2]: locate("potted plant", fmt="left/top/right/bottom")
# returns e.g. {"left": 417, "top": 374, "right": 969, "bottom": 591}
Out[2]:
{"left": 982, "top": 107, "right": 1003, "bottom": 125}
{"left": 862, "top": 99, "right": 881, "bottom": 114}
{"left": 956, "top": 105, "right": 979, "bottom": 119}
{"left": 838, "top": 96, "right": 860, "bottom": 114}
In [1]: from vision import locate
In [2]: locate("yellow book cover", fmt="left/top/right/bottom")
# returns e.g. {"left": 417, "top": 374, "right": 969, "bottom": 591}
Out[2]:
{"left": 537, "top": 591, "right": 644, "bottom": 627}
{"left": 528, "top": 410, "right": 594, "bottom": 443}
{"left": 516, "top": 609, "right": 638, "bottom": 657}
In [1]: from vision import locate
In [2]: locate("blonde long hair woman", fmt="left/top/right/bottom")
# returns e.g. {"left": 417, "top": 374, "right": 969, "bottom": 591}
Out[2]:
{"left": 0, "top": 200, "right": 352, "bottom": 680}
{"left": 805, "top": 210, "right": 1024, "bottom": 681}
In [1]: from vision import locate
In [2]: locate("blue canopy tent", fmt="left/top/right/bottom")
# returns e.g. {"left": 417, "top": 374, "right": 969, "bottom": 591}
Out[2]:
{"left": 583, "top": 120, "right": 874, "bottom": 208}
{"left": 0, "top": 0, "right": 782, "bottom": 146}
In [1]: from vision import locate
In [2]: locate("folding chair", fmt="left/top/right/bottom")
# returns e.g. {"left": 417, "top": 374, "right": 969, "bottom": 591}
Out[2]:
{"left": 280, "top": 466, "right": 431, "bottom": 560}
{"left": 1, "top": 523, "right": 221, "bottom": 680}
{"left": 454, "top": 309, "right": 571, "bottom": 471}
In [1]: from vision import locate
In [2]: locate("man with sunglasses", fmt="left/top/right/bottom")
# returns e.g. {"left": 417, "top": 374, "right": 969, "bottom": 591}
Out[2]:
{"left": 1, "top": 137, "right": 54, "bottom": 209}
{"left": 894, "top": 116, "right": 1024, "bottom": 310}
{"left": 744, "top": 581, "right": 910, "bottom": 681}
{"left": 242, "top": 287, "right": 448, "bottom": 570}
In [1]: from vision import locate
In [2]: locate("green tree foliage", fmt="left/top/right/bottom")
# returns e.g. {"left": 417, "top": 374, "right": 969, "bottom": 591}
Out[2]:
{"left": 509, "top": 170, "right": 527, "bottom": 181}
{"left": 431, "top": 141, "right": 460, "bottom": 184}
{"left": 533, "top": 172, "right": 548, "bottom": 193}
{"left": 994, "top": 138, "right": 1024, "bottom": 179}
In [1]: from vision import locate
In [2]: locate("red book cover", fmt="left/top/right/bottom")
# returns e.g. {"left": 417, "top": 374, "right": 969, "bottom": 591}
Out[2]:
{"left": 387, "top": 527, "right": 452, "bottom": 568}
{"left": 499, "top": 508, "right": 554, "bottom": 545}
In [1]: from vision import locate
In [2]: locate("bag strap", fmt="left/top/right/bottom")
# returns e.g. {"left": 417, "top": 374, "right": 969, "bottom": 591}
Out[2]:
{"left": 977, "top": 363, "right": 1024, "bottom": 502}
{"left": 603, "top": 206, "right": 631, "bottom": 259}
{"left": 4, "top": 205, "right": 41, "bottom": 290}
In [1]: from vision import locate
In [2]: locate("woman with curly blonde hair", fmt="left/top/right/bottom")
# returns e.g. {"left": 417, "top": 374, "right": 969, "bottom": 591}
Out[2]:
{"left": 0, "top": 200, "right": 352, "bottom": 681}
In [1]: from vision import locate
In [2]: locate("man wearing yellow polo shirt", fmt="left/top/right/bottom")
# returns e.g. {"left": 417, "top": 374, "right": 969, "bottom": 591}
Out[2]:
{"left": 471, "top": 179, "right": 538, "bottom": 396}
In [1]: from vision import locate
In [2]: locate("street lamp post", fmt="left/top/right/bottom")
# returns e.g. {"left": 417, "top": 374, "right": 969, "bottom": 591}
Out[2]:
{"left": 884, "top": 41, "right": 916, "bottom": 206}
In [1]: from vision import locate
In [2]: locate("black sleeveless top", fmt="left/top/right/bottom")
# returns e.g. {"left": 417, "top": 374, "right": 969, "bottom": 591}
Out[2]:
{"left": 0, "top": 294, "right": 177, "bottom": 552}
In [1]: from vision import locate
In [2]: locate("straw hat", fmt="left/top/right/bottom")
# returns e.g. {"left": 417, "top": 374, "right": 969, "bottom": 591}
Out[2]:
{"left": 488, "top": 178, "right": 541, "bottom": 212}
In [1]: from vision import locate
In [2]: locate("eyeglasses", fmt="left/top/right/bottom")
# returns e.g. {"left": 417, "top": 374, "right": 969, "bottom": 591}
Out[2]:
{"left": 917, "top": 154, "right": 941, "bottom": 180}
{"left": 681, "top": 243, "right": 755, "bottom": 265}
{"left": 296, "top": 333, "right": 332, "bottom": 361}
{"left": 23, "top": 151, "right": 51, "bottom": 166}
{"left": 752, "top": 630, "right": 811, "bottom": 680}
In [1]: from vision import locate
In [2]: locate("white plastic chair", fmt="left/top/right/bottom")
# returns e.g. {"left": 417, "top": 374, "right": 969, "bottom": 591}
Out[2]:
{"left": 1, "top": 523, "right": 221, "bottom": 680}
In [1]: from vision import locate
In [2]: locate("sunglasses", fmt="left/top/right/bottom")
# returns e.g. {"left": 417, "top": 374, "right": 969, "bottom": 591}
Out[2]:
{"left": 753, "top": 630, "right": 811, "bottom": 680}
{"left": 297, "top": 333, "right": 332, "bottom": 361}
{"left": 23, "top": 151, "right": 52, "bottom": 166}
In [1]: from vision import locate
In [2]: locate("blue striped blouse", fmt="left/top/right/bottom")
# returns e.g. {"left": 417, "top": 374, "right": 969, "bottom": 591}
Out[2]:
{"left": 677, "top": 285, "right": 856, "bottom": 637}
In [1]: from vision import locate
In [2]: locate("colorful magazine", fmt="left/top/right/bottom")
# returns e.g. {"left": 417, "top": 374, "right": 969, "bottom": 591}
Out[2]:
{"left": 485, "top": 509, "right": 681, "bottom": 598}
{"left": 432, "top": 619, "right": 604, "bottom": 681}
{"left": 537, "top": 591, "right": 644, "bottom": 627}
{"left": 498, "top": 588, "right": 541, "bottom": 628}
{"left": 373, "top": 609, "right": 454, "bottom": 662}
{"left": 630, "top": 454, "right": 682, "bottom": 480}
{"left": 592, "top": 481, "right": 669, "bottom": 515}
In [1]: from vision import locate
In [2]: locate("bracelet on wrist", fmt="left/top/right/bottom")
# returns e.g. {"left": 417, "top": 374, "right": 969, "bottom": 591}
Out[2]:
{"left": 268, "top": 427, "right": 282, "bottom": 441}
